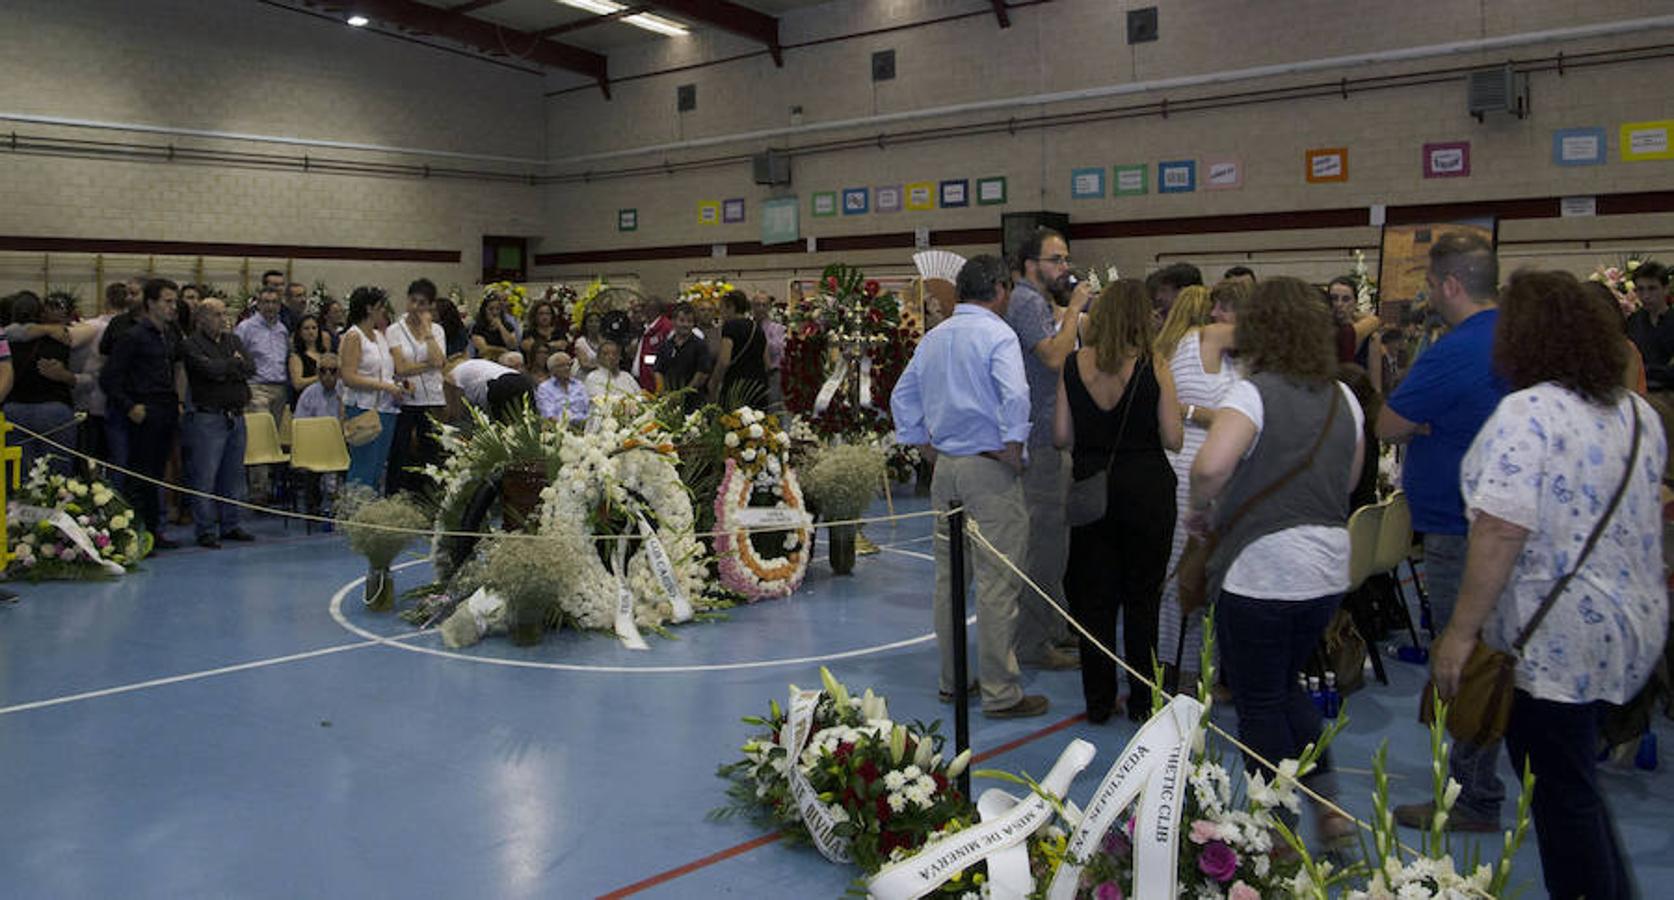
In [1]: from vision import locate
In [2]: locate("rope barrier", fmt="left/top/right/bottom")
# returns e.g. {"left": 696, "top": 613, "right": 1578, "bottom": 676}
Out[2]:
{"left": 6, "top": 419, "right": 946, "bottom": 542}
{"left": 962, "top": 519, "right": 1468, "bottom": 876}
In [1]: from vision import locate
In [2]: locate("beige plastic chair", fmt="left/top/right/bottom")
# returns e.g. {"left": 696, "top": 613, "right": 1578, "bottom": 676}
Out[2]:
{"left": 288, "top": 417, "right": 350, "bottom": 534}
{"left": 1347, "top": 502, "right": 1383, "bottom": 592}
{"left": 243, "top": 412, "right": 290, "bottom": 467}
{"left": 1374, "top": 490, "right": 1431, "bottom": 643}
{"left": 277, "top": 405, "right": 294, "bottom": 447}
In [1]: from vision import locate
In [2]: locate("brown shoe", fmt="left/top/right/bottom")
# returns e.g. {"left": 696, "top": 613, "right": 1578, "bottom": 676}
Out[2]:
{"left": 985, "top": 694, "right": 1050, "bottom": 719}
{"left": 938, "top": 681, "right": 980, "bottom": 704}
{"left": 1392, "top": 801, "right": 1498, "bottom": 833}
{"left": 1023, "top": 646, "right": 1080, "bottom": 671}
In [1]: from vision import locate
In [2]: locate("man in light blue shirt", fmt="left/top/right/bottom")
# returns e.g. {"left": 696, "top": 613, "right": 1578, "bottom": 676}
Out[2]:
{"left": 535, "top": 351, "right": 589, "bottom": 428}
{"left": 234, "top": 287, "right": 290, "bottom": 500}
{"left": 892, "top": 255, "right": 1046, "bottom": 719}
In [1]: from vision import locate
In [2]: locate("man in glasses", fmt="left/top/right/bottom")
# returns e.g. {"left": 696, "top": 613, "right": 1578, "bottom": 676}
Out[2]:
{"left": 1003, "top": 227, "right": 1090, "bottom": 672}
{"left": 294, "top": 353, "right": 345, "bottom": 519}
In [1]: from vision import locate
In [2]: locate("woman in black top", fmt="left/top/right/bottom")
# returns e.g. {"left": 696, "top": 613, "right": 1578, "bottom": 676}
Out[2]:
{"left": 289, "top": 315, "right": 331, "bottom": 408}
{"left": 470, "top": 293, "right": 517, "bottom": 362}
{"left": 1053, "top": 279, "right": 1184, "bottom": 723}
{"left": 520, "top": 299, "right": 567, "bottom": 374}
{"left": 708, "top": 290, "right": 768, "bottom": 408}
{"left": 3, "top": 292, "right": 78, "bottom": 476}
{"left": 436, "top": 297, "right": 469, "bottom": 358}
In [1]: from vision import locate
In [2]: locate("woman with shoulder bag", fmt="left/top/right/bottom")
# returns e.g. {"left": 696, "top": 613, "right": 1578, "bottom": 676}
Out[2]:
{"left": 1186, "top": 276, "right": 1365, "bottom": 848}
{"left": 1431, "top": 271, "right": 1666, "bottom": 900}
{"left": 339, "top": 287, "right": 407, "bottom": 490}
{"left": 1054, "top": 279, "right": 1183, "bottom": 724}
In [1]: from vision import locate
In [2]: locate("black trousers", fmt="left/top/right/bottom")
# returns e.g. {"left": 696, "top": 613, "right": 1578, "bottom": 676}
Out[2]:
{"left": 124, "top": 401, "right": 179, "bottom": 534}
{"left": 1505, "top": 690, "right": 1634, "bottom": 900}
{"left": 385, "top": 405, "right": 443, "bottom": 496}
{"left": 1064, "top": 457, "right": 1176, "bottom": 720}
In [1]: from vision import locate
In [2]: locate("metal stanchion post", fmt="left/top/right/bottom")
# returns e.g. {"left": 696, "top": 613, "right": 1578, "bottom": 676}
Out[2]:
{"left": 948, "top": 502, "right": 971, "bottom": 799}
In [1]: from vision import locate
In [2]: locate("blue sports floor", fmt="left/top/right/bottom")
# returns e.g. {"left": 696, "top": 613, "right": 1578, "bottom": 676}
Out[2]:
{"left": 1, "top": 490, "right": 1670, "bottom": 899}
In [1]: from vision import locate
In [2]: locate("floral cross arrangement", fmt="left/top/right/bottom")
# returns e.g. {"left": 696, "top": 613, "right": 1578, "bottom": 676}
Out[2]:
{"left": 1590, "top": 254, "right": 1652, "bottom": 317}
{"left": 712, "top": 406, "right": 811, "bottom": 601}
{"left": 6, "top": 459, "right": 149, "bottom": 579}
{"left": 782, "top": 263, "right": 920, "bottom": 444}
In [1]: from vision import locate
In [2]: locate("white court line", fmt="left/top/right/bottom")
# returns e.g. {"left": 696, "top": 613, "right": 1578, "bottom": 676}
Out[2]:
{"left": 326, "top": 535, "right": 961, "bottom": 674}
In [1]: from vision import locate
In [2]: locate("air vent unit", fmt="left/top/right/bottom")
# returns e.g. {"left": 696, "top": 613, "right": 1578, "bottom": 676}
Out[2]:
{"left": 1467, "top": 65, "right": 1526, "bottom": 121}
{"left": 752, "top": 150, "right": 792, "bottom": 186}
{"left": 1127, "top": 7, "right": 1158, "bottom": 44}
{"left": 872, "top": 49, "right": 896, "bottom": 82}
{"left": 677, "top": 83, "right": 696, "bottom": 112}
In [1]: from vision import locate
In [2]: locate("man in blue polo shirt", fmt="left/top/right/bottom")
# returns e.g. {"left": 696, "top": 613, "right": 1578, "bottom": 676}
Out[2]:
{"left": 1377, "top": 231, "right": 1508, "bottom": 833}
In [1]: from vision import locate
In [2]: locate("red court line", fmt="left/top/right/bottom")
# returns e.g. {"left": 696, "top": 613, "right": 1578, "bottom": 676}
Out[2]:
{"left": 597, "top": 711, "right": 1088, "bottom": 898}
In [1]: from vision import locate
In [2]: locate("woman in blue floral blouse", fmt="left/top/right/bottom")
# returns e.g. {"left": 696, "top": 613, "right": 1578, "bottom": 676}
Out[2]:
{"left": 1432, "top": 270, "right": 1667, "bottom": 900}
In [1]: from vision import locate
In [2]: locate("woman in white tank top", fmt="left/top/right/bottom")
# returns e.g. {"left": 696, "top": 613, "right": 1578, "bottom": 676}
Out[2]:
{"left": 1155, "top": 282, "right": 1243, "bottom": 688}
{"left": 338, "top": 287, "right": 407, "bottom": 489}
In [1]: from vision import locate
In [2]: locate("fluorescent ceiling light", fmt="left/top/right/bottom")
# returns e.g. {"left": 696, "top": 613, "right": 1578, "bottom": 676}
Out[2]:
{"left": 346, "top": 14, "right": 369, "bottom": 27}
{"left": 557, "top": 0, "right": 689, "bottom": 36}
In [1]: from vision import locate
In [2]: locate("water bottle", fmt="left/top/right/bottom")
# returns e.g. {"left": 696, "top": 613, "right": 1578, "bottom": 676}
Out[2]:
{"left": 1308, "top": 676, "right": 1324, "bottom": 714}
{"left": 1635, "top": 732, "right": 1658, "bottom": 771}
{"left": 1323, "top": 672, "right": 1341, "bottom": 720}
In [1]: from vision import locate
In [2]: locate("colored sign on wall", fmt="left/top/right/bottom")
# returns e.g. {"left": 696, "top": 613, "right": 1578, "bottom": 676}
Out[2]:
{"left": 1422, "top": 142, "right": 1470, "bottom": 178}
{"left": 1553, "top": 127, "right": 1606, "bottom": 166}
{"left": 1158, "top": 160, "right": 1196, "bottom": 193}
{"left": 1306, "top": 148, "right": 1348, "bottom": 183}
{"left": 939, "top": 179, "right": 969, "bottom": 208}
{"left": 905, "top": 182, "right": 935, "bottom": 210}
{"left": 722, "top": 198, "right": 746, "bottom": 223}
{"left": 617, "top": 208, "right": 637, "bottom": 232}
{"left": 876, "top": 185, "right": 903, "bottom": 213}
{"left": 1114, "top": 164, "right": 1147, "bottom": 196}
{"left": 761, "top": 197, "right": 799, "bottom": 245}
{"left": 842, "top": 187, "right": 870, "bottom": 215}
{"left": 976, "top": 176, "right": 1007, "bottom": 205}
{"left": 697, "top": 201, "right": 720, "bottom": 225}
{"left": 1621, "top": 120, "right": 1674, "bottom": 161}
{"left": 811, "top": 192, "right": 837, "bottom": 217}
{"left": 1070, "top": 167, "right": 1106, "bottom": 199}
{"left": 1203, "top": 158, "right": 1242, "bottom": 190}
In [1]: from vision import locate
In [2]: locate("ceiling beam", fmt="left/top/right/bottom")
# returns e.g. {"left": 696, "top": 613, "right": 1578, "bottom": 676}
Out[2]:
{"left": 447, "top": 0, "right": 509, "bottom": 12}
{"left": 532, "top": 5, "right": 652, "bottom": 39}
{"left": 990, "top": 0, "right": 1011, "bottom": 28}
{"left": 327, "top": 0, "right": 611, "bottom": 94}
{"left": 645, "top": 0, "right": 783, "bottom": 66}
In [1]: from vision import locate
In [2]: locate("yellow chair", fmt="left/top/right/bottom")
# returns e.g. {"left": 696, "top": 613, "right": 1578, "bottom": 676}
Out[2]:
{"left": 1347, "top": 503, "right": 1383, "bottom": 592}
{"left": 243, "top": 412, "right": 290, "bottom": 467}
{"left": 288, "top": 417, "right": 351, "bottom": 534}
{"left": 277, "top": 405, "right": 294, "bottom": 447}
{"left": 1374, "top": 490, "right": 1432, "bottom": 644}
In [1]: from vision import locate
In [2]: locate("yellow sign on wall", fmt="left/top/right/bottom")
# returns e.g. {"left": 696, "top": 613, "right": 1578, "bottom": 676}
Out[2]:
{"left": 697, "top": 201, "right": 721, "bottom": 225}
{"left": 1620, "top": 120, "right": 1674, "bottom": 161}
{"left": 904, "top": 182, "right": 934, "bottom": 211}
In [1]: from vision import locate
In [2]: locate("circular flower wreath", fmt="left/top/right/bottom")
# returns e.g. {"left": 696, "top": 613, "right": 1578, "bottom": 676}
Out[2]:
{"left": 713, "top": 458, "right": 812, "bottom": 602}
{"left": 538, "top": 431, "right": 716, "bottom": 631}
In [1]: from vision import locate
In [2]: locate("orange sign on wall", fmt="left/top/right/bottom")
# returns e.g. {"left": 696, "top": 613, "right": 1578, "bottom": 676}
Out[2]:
{"left": 1305, "top": 147, "right": 1349, "bottom": 183}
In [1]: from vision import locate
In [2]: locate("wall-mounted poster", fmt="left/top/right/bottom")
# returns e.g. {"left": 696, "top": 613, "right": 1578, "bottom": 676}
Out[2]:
{"left": 905, "top": 182, "right": 934, "bottom": 210}
{"left": 1158, "top": 160, "right": 1196, "bottom": 193}
{"left": 875, "top": 185, "right": 903, "bottom": 213}
{"left": 722, "top": 198, "right": 746, "bottom": 223}
{"left": 842, "top": 187, "right": 870, "bottom": 215}
{"left": 1552, "top": 127, "right": 1606, "bottom": 166}
{"left": 1203, "top": 158, "right": 1241, "bottom": 190}
{"left": 617, "top": 209, "right": 638, "bottom": 232}
{"left": 977, "top": 176, "right": 1007, "bottom": 205}
{"left": 761, "top": 197, "right": 799, "bottom": 245}
{"left": 1422, "top": 142, "right": 1470, "bottom": 178}
{"left": 1306, "top": 148, "right": 1348, "bottom": 183}
{"left": 697, "top": 201, "right": 720, "bottom": 225}
{"left": 811, "top": 192, "right": 837, "bottom": 217}
{"left": 1070, "top": 167, "right": 1106, "bottom": 199}
{"left": 1377, "top": 216, "right": 1497, "bottom": 312}
{"left": 939, "top": 179, "right": 969, "bottom": 208}
{"left": 1114, "top": 164, "right": 1147, "bottom": 195}
{"left": 1621, "top": 120, "right": 1674, "bottom": 161}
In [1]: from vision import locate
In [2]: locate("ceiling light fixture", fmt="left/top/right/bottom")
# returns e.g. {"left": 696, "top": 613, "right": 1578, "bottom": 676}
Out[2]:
{"left": 557, "top": 0, "right": 689, "bottom": 36}
{"left": 346, "top": 14, "right": 369, "bottom": 27}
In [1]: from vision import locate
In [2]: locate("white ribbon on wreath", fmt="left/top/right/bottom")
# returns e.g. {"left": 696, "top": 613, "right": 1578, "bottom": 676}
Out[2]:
{"left": 812, "top": 351, "right": 875, "bottom": 415}
{"left": 12, "top": 504, "right": 124, "bottom": 575}
{"left": 784, "top": 686, "right": 856, "bottom": 864}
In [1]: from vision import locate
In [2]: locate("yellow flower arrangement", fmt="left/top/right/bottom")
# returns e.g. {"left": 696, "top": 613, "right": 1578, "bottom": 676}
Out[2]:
{"left": 568, "top": 279, "right": 610, "bottom": 328}
{"left": 718, "top": 406, "right": 789, "bottom": 481}
{"left": 679, "top": 279, "right": 736, "bottom": 325}
{"left": 483, "top": 281, "right": 530, "bottom": 320}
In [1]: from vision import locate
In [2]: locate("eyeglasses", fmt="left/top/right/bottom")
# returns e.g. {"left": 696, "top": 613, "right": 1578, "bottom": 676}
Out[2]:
{"left": 319, "top": 367, "right": 340, "bottom": 373}
{"left": 1033, "top": 255, "right": 1072, "bottom": 266}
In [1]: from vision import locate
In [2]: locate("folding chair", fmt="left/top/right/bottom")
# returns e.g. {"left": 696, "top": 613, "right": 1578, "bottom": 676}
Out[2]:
{"left": 1343, "top": 502, "right": 1389, "bottom": 685}
{"left": 243, "top": 412, "right": 291, "bottom": 526}
{"left": 288, "top": 417, "right": 351, "bottom": 534}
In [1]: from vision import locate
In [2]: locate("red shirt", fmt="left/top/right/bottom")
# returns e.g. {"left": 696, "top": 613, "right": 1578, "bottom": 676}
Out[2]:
{"left": 634, "top": 316, "right": 673, "bottom": 391}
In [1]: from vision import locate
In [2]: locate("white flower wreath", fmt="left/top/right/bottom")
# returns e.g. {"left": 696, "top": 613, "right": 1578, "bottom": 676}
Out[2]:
{"left": 538, "top": 430, "right": 715, "bottom": 633}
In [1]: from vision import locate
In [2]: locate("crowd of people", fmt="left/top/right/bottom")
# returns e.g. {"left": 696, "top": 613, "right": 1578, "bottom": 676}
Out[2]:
{"left": 0, "top": 271, "right": 787, "bottom": 550}
{"left": 892, "top": 230, "right": 1668, "bottom": 899}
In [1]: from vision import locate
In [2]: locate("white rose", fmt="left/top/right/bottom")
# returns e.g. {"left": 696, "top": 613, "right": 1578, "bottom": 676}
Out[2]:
{"left": 749, "top": 424, "right": 764, "bottom": 439}
{"left": 742, "top": 448, "right": 757, "bottom": 462}
{"left": 724, "top": 432, "right": 739, "bottom": 448}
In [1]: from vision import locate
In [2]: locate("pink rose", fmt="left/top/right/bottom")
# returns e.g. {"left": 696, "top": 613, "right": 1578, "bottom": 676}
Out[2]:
{"left": 1228, "top": 881, "right": 1260, "bottom": 900}
{"left": 1189, "top": 819, "right": 1221, "bottom": 845}
{"left": 1093, "top": 882, "right": 1123, "bottom": 900}
{"left": 1197, "top": 841, "right": 1239, "bottom": 882}
{"left": 94, "top": 533, "right": 111, "bottom": 549}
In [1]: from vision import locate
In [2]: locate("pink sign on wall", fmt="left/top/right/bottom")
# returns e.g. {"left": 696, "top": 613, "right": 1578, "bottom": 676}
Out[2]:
{"left": 1423, "top": 141, "right": 1471, "bottom": 178}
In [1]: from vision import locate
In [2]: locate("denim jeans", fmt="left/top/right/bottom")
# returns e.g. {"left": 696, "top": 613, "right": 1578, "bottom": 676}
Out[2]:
{"left": 103, "top": 413, "right": 130, "bottom": 492}
{"left": 3, "top": 400, "right": 76, "bottom": 477}
{"left": 1423, "top": 531, "right": 1504, "bottom": 820}
{"left": 1217, "top": 590, "right": 1342, "bottom": 801}
{"left": 344, "top": 406, "right": 397, "bottom": 492}
{"left": 1505, "top": 691, "right": 1634, "bottom": 900}
{"left": 183, "top": 410, "right": 247, "bottom": 540}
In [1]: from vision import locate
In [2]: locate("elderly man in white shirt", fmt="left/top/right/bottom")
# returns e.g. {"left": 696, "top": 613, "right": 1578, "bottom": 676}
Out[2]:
{"left": 536, "top": 351, "right": 589, "bottom": 428}
{"left": 584, "top": 340, "right": 640, "bottom": 405}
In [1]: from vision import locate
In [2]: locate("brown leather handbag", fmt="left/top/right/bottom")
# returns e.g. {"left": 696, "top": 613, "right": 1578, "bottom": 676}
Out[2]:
{"left": 1177, "top": 388, "right": 1341, "bottom": 615}
{"left": 1422, "top": 407, "right": 1641, "bottom": 745}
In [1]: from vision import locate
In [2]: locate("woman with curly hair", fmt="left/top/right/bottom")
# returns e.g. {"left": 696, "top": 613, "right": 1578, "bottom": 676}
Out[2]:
{"left": 1154, "top": 281, "right": 1242, "bottom": 689}
{"left": 470, "top": 292, "right": 518, "bottom": 362}
{"left": 1054, "top": 279, "right": 1183, "bottom": 723}
{"left": 1431, "top": 271, "right": 1666, "bottom": 900}
{"left": 338, "top": 287, "right": 407, "bottom": 489}
{"left": 1188, "top": 275, "right": 1364, "bottom": 848}
{"left": 520, "top": 299, "right": 567, "bottom": 375}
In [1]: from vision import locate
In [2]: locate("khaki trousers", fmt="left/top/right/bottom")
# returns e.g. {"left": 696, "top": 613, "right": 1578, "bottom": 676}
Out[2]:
{"left": 932, "top": 453, "right": 1028, "bottom": 711}
{"left": 1017, "top": 446, "right": 1072, "bottom": 659}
